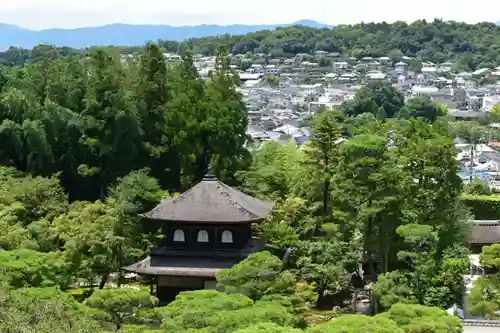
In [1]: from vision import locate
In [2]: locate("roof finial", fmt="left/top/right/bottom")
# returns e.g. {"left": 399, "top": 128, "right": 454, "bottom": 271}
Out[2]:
{"left": 203, "top": 163, "right": 217, "bottom": 181}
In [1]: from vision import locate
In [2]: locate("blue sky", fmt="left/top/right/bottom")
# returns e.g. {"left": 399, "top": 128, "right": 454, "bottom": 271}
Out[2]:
{"left": 0, "top": 0, "right": 498, "bottom": 30}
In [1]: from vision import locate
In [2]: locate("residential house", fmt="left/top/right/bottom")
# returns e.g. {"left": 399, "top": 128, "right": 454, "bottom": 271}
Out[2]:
{"left": 315, "top": 50, "right": 328, "bottom": 56}
{"left": 466, "top": 88, "right": 489, "bottom": 110}
{"left": 410, "top": 86, "right": 439, "bottom": 98}
{"left": 439, "top": 61, "right": 454, "bottom": 72}
{"left": 369, "top": 61, "right": 382, "bottom": 70}
{"left": 339, "top": 73, "right": 358, "bottom": 82}
{"left": 246, "top": 64, "right": 263, "bottom": 74}
{"left": 163, "top": 53, "right": 182, "bottom": 62}
{"left": 473, "top": 68, "right": 491, "bottom": 77}
{"left": 449, "top": 110, "right": 484, "bottom": 121}
{"left": 239, "top": 73, "right": 263, "bottom": 83}
{"left": 347, "top": 57, "right": 357, "bottom": 64}
{"left": 324, "top": 73, "right": 338, "bottom": 81}
{"left": 333, "top": 61, "right": 349, "bottom": 71}
{"left": 421, "top": 62, "right": 437, "bottom": 73}
{"left": 309, "top": 94, "right": 345, "bottom": 112}
{"left": 482, "top": 95, "right": 500, "bottom": 111}
{"left": 365, "top": 71, "right": 388, "bottom": 82}
{"left": 327, "top": 52, "right": 341, "bottom": 58}
{"left": 264, "top": 64, "right": 279, "bottom": 76}
{"left": 394, "top": 61, "right": 407, "bottom": 73}
{"left": 378, "top": 56, "right": 391, "bottom": 64}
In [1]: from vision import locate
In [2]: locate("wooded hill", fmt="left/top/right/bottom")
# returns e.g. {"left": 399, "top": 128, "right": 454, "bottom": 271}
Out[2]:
{"left": 1, "top": 19, "right": 500, "bottom": 71}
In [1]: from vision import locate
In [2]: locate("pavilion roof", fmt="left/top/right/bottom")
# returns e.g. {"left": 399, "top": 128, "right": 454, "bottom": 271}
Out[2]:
{"left": 142, "top": 170, "right": 274, "bottom": 223}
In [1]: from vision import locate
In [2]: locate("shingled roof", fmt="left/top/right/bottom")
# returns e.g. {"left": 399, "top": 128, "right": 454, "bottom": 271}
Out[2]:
{"left": 142, "top": 170, "right": 274, "bottom": 223}
{"left": 122, "top": 256, "right": 236, "bottom": 277}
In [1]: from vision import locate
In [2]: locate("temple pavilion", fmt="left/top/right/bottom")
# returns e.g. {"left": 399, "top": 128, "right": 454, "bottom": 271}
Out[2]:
{"left": 123, "top": 169, "right": 274, "bottom": 304}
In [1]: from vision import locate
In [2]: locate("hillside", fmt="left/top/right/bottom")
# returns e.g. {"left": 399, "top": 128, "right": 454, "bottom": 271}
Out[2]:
{"left": 173, "top": 20, "right": 500, "bottom": 71}
{"left": 2, "top": 20, "right": 500, "bottom": 71}
{"left": 0, "top": 20, "right": 332, "bottom": 50}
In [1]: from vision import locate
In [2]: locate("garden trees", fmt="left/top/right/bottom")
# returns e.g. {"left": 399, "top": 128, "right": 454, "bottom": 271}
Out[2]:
{"left": 248, "top": 116, "right": 467, "bottom": 307}
{"left": 237, "top": 142, "right": 307, "bottom": 200}
{"left": 0, "top": 166, "right": 67, "bottom": 251}
{"left": 235, "top": 323, "right": 303, "bottom": 333}
{"left": 377, "top": 303, "right": 463, "bottom": 333}
{"left": 86, "top": 287, "right": 158, "bottom": 330}
{"left": 0, "top": 43, "right": 248, "bottom": 201}
{"left": 158, "top": 290, "right": 301, "bottom": 333}
{"left": 52, "top": 169, "right": 165, "bottom": 289}
{"left": 216, "top": 251, "right": 296, "bottom": 301}
{"left": 0, "top": 286, "right": 99, "bottom": 333}
{"left": 342, "top": 82, "right": 405, "bottom": 119}
{"left": 0, "top": 249, "right": 70, "bottom": 289}
{"left": 373, "top": 226, "right": 468, "bottom": 310}
{"left": 0, "top": 35, "right": 480, "bottom": 331}
{"left": 469, "top": 243, "right": 500, "bottom": 319}
{"left": 397, "top": 97, "right": 447, "bottom": 122}
{"left": 307, "top": 314, "right": 404, "bottom": 333}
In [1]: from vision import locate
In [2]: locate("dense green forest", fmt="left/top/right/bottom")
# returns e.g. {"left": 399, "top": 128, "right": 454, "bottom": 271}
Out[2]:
{"left": 176, "top": 19, "right": 500, "bottom": 68}
{"left": 1, "top": 38, "right": 500, "bottom": 332}
{"left": 2, "top": 20, "right": 500, "bottom": 71}
{"left": 0, "top": 43, "right": 248, "bottom": 201}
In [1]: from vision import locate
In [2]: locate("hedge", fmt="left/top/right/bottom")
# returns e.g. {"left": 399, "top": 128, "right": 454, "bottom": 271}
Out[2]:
{"left": 461, "top": 194, "right": 500, "bottom": 220}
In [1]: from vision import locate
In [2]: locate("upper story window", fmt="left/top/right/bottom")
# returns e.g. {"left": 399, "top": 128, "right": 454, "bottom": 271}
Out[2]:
{"left": 197, "top": 230, "right": 209, "bottom": 243}
{"left": 173, "top": 229, "right": 185, "bottom": 242}
{"left": 221, "top": 230, "right": 233, "bottom": 244}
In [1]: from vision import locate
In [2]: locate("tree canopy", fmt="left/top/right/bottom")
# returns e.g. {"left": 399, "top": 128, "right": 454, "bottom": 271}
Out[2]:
{"left": 0, "top": 29, "right": 485, "bottom": 333}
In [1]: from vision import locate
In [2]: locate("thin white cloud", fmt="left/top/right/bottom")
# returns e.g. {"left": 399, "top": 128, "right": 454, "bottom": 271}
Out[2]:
{"left": 0, "top": 0, "right": 497, "bottom": 30}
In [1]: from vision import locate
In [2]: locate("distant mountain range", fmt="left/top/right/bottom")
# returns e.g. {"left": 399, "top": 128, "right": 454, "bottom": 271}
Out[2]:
{"left": 0, "top": 20, "right": 333, "bottom": 50}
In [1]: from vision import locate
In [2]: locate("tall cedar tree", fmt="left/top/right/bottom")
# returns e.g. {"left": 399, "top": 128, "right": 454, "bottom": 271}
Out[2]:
{"left": 81, "top": 49, "right": 141, "bottom": 199}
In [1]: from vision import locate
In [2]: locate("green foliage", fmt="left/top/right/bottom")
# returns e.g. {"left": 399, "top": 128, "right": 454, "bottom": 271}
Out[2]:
{"left": 164, "top": 21, "right": 500, "bottom": 70}
{"left": 238, "top": 142, "right": 309, "bottom": 199}
{"left": 461, "top": 194, "right": 500, "bottom": 219}
{"left": 377, "top": 303, "right": 463, "bottom": 333}
{"left": 257, "top": 197, "right": 316, "bottom": 249}
{"left": 0, "top": 286, "right": 99, "bottom": 333}
{"left": 118, "top": 325, "right": 163, "bottom": 333}
{"left": 469, "top": 244, "right": 500, "bottom": 319}
{"left": 465, "top": 179, "right": 492, "bottom": 195}
{"left": 51, "top": 169, "right": 165, "bottom": 286}
{"left": 158, "top": 290, "right": 300, "bottom": 333}
{"left": 295, "top": 237, "right": 357, "bottom": 306}
{"left": 372, "top": 271, "right": 417, "bottom": 309}
{"left": 0, "top": 249, "right": 70, "bottom": 288}
{"left": 0, "top": 43, "right": 248, "bottom": 200}
{"left": 4, "top": 21, "right": 500, "bottom": 71}
{"left": 247, "top": 114, "right": 466, "bottom": 309}
{"left": 86, "top": 287, "right": 158, "bottom": 330}
{"left": 0, "top": 167, "right": 67, "bottom": 250}
{"left": 373, "top": 226, "right": 469, "bottom": 310}
{"left": 342, "top": 82, "right": 404, "bottom": 119}
{"left": 397, "top": 97, "right": 447, "bottom": 123}
{"left": 451, "top": 121, "right": 486, "bottom": 144}
{"left": 234, "top": 322, "right": 303, "bottom": 333}
{"left": 307, "top": 314, "right": 404, "bottom": 333}
{"left": 216, "top": 251, "right": 296, "bottom": 301}
{"left": 0, "top": 31, "right": 483, "bottom": 330}
{"left": 51, "top": 200, "right": 122, "bottom": 283}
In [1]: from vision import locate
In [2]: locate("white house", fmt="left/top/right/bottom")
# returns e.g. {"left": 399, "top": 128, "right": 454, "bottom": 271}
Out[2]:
{"left": 482, "top": 95, "right": 500, "bottom": 112}
{"left": 333, "top": 62, "right": 348, "bottom": 71}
